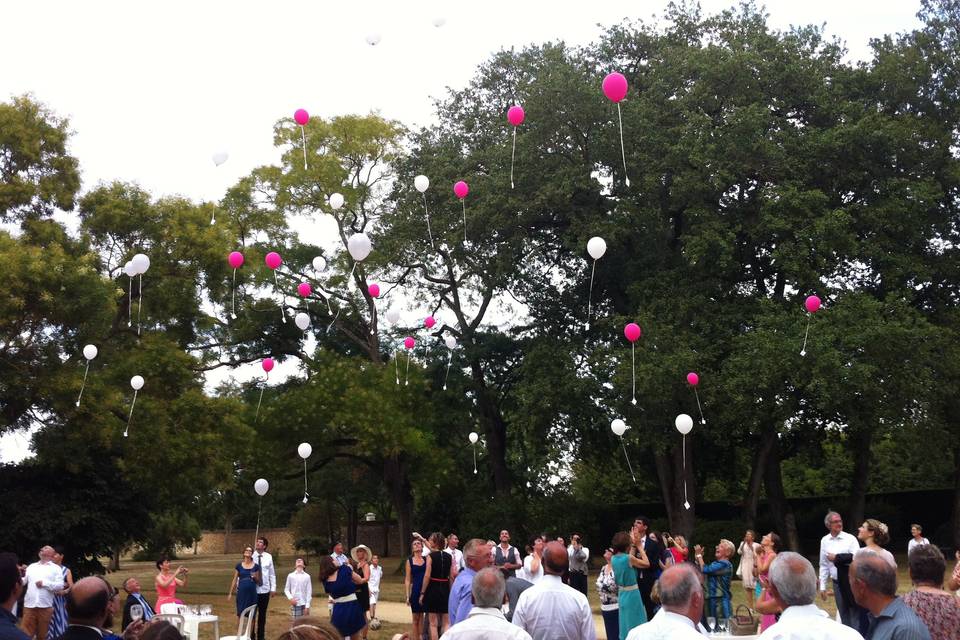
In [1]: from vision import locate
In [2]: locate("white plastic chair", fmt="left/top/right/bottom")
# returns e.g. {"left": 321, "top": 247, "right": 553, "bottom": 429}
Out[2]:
{"left": 159, "top": 603, "right": 181, "bottom": 614}
{"left": 153, "top": 614, "right": 185, "bottom": 632}
{"left": 221, "top": 604, "right": 257, "bottom": 640}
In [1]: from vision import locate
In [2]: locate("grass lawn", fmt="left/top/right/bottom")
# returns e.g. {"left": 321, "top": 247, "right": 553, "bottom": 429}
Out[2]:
{"left": 102, "top": 552, "right": 920, "bottom": 640}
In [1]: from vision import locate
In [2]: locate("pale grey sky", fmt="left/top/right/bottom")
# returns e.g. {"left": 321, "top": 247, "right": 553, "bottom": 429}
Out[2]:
{"left": 0, "top": 0, "right": 922, "bottom": 461}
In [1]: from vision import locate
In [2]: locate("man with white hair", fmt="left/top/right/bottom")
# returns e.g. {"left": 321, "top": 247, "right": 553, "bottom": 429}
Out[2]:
{"left": 626, "top": 563, "right": 707, "bottom": 639}
{"left": 442, "top": 568, "right": 532, "bottom": 640}
{"left": 819, "top": 510, "right": 860, "bottom": 627}
{"left": 758, "top": 552, "right": 864, "bottom": 639}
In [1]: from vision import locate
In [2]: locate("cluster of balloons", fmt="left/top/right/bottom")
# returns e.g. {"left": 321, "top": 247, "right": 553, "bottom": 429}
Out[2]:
{"left": 122, "top": 253, "right": 151, "bottom": 333}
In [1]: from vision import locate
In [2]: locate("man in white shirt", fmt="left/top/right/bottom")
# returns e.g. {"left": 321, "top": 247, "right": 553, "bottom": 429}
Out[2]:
{"left": 567, "top": 534, "right": 590, "bottom": 597}
{"left": 758, "top": 552, "right": 864, "bottom": 640}
{"left": 907, "top": 524, "right": 930, "bottom": 554}
{"left": 252, "top": 537, "right": 276, "bottom": 640}
{"left": 818, "top": 510, "right": 860, "bottom": 627}
{"left": 626, "top": 563, "right": 707, "bottom": 640}
{"left": 495, "top": 531, "right": 522, "bottom": 578}
{"left": 21, "top": 546, "right": 64, "bottom": 640}
{"left": 445, "top": 534, "right": 465, "bottom": 572}
{"left": 284, "top": 558, "right": 312, "bottom": 619}
{"left": 330, "top": 542, "right": 349, "bottom": 566}
{"left": 443, "top": 568, "right": 532, "bottom": 640}
{"left": 512, "top": 541, "right": 596, "bottom": 640}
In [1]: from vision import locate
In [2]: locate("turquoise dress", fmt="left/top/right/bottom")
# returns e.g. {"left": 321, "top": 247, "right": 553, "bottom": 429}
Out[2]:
{"left": 613, "top": 553, "right": 646, "bottom": 639}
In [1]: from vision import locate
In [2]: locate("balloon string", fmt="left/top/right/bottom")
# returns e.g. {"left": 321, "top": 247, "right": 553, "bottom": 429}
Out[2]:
{"left": 231, "top": 269, "right": 237, "bottom": 319}
{"left": 326, "top": 305, "right": 340, "bottom": 334}
{"left": 443, "top": 352, "right": 452, "bottom": 390}
{"left": 405, "top": 351, "right": 411, "bottom": 386}
{"left": 303, "top": 459, "right": 308, "bottom": 498}
{"left": 210, "top": 207, "right": 216, "bottom": 225}
{"left": 586, "top": 260, "right": 597, "bottom": 331}
{"left": 300, "top": 127, "right": 307, "bottom": 170}
{"left": 694, "top": 388, "right": 706, "bottom": 424}
{"left": 683, "top": 434, "right": 690, "bottom": 509}
{"left": 124, "top": 389, "right": 138, "bottom": 437}
{"left": 510, "top": 127, "right": 517, "bottom": 190}
{"left": 255, "top": 372, "right": 268, "bottom": 420}
{"left": 273, "top": 271, "right": 286, "bottom": 323}
{"left": 254, "top": 497, "right": 262, "bottom": 548}
{"left": 631, "top": 343, "right": 637, "bottom": 405}
{"left": 620, "top": 436, "right": 637, "bottom": 483}
{"left": 128, "top": 277, "right": 132, "bottom": 327}
{"left": 461, "top": 200, "right": 467, "bottom": 244}
{"left": 617, "top": 103, "right": 630, "bottom": 187}
{"left": 76, "top": 361, "right": 91, "bottom": 407}
{"left": 423, "top": 194, "right": 434, "bottom": 249}
{"left": 801, "top": 316, "right": 811, "bottom": 356}
{"left": 349, "top": 261, "right": 357, "bottom": 282}
{"left": 370, "top": 303, "right": 376, "bottom": 335}
{"left": 473, "top": 444, "right": 477, "bottom": 474}
{"left": 137, "top": 274, "right": 143, "bottom": 336}
{"left": 395, "top": 349, "right": 400, "bottom": 385}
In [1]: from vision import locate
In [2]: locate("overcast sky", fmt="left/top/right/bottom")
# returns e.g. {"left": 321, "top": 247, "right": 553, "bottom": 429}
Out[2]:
{"left": 0, "top": 0, "right": 922, "bottom": 461}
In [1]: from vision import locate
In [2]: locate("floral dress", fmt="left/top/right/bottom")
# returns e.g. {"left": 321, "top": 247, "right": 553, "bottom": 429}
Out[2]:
{"left": 903, "top": 590, "right": 960, "bottom": 640}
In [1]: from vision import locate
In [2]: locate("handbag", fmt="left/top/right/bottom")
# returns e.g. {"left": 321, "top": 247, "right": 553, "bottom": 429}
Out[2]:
{"left": 728, "top": 604, "right": 757, "bottom": 636}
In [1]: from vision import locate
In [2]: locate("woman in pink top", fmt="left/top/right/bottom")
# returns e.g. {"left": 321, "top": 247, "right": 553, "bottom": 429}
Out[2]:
{"left": 154, "top": 555, "right": 189, "bottom": 612}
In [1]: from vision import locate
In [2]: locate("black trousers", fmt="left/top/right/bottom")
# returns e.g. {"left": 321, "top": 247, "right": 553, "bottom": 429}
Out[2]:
{"left": 253, "top": 592, "right": 270, "bottom": 640}
{"left": 569, "top": 572, "right": 588, "bottom": 597}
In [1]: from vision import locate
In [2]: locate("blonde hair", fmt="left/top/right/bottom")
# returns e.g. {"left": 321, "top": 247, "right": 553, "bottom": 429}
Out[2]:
{"left": 277, "top": 619, "right": 340, "bottom": 640}
{"left": 864, "top": 519, "right": 890, "bottom": 546}
{"left": 719, "top": 539, "right": 736, "bottom": 557}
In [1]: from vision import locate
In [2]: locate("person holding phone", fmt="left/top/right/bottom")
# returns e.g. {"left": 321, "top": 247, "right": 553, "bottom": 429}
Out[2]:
{"left": 227, "top": 547, "right": 262, "bottom": 618}
{"left": 154, "top": 556, "right": 188, "bottom": 613}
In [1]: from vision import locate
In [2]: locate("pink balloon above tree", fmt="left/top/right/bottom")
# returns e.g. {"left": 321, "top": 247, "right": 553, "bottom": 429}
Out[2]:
{"left": 424, "top": 316, "right": 436, "bottom": 329}
{"left": 623, "top": 323, "right": 642, "bottom": 343}
{"left": 624, "top": 322, "right": 641, "bottom": 405}
{"left": 228, "top": 251, "right": 244, "bottom": 269}
{"left": 507, "top": 105, "right": 525, "bottom": 189}
{"left": 686, "top": 372, "right": 699, "bottom": 386}
{"left": 227, "top": 251, "right": 244, "bottom": 319}
{"left": 262, "top": 357, "right": 275, "bottom": 373}
{"left": 293, "top": 109, "right": 309, "bottom": 169}
{"left": 264, "top": 252, "right": 285, "bottom": 323}
{"left": 800, "top": 294, "right": 822, "bottom": 356}
{"left": 404, "top": 337, "right": 415, "bottom": 350}
{"left": 602, "top": 72, "right": 631, "bottom": 186}
{"left": 454, "top": 181, "right": 470, "bottom": 243}
{"left": 298, "top": 282, "right": 312, "bottom": 297}
{"left": 686, "top": 372, "right": 706, "bottom": 424}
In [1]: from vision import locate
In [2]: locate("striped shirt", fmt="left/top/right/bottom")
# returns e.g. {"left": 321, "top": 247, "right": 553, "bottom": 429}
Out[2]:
{"left": 867, "top": 597, "right": 932, "bottom": 640}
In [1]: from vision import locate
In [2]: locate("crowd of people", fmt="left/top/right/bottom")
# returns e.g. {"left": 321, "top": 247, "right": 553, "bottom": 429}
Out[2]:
{"left": 3, "top": 516, "right": 960, "bottom": 640}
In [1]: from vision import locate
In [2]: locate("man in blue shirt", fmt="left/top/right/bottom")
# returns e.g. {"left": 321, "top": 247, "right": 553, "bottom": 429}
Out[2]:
{"left": 0, "top": 553, "right": 29, "bottom": 640}
{"left": 851, "top": 551, "right": 931, "bottom": 640}
{"left": 448, "top": 539, "right": 492, "bottom": 626}
{"left": 694, "top": 539, "right": 734, "bottom": 624}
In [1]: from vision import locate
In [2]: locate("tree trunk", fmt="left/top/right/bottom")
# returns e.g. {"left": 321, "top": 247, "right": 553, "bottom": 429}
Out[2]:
{"left": 847, "top": 428, "right": 873, "bottom": 528}
{"left": 654, "top": 443, "right": 696, "bottom": 538}
{"left": 743, "top": 427, "right": 778, "bottom": 528}
{"left": 952, "top": 444, "right": 960, "bottom": 549}
{"left": 109, "top": 548, "right": 121, "bottom": 572}
{"left": 763, "top": 437, "right": 800, "bottom": 551}
{"left": 469, "top": 358, "right": 511, "bottom": 494}
{"left": 224, "top": 513, "right": 233, "bottom": 555}
{"left": 384, "top": 454, "right": 414, "bottom": 551}
{"left": 346, "top": 504, "right": 358, "bottom": 549}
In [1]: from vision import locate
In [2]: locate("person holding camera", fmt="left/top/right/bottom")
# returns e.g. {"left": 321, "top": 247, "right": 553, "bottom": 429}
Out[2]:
{"left": 567, "top": 535, "right": 589, "bottom": 597}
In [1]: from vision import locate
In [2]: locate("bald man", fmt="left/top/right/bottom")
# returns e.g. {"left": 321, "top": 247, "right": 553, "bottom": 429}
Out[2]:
{"left": 511, "top": 542, "right": 595, "bottom": 640}
{"left": 626, "top": 564, "right": 706, "bottom": 639}
{"left": 60, "top": 578, "right": 113, "bottom": 640}
{"left": 850, "top": 551, "right": 930, "bottom": 640}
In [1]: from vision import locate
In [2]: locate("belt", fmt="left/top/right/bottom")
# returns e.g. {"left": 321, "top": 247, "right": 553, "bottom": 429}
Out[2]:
{"left": 332, "top": 594, "right": 357, "bottom": 604}
{"left": 429, "top": 578, "right": 449, "bottom": 582}
{"left": 620, "top": 584, "right": 638, "bottom": 591}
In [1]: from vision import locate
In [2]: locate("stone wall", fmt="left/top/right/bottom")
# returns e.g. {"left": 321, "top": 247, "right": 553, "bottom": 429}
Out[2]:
{"left": 191, "top": 522, "right": 402, "bottom": 557}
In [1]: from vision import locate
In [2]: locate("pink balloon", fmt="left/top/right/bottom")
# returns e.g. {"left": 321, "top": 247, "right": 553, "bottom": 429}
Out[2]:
{"left": 404, "top": 337, "right": 415, "bottom": 350}
{"left": 602, "top": 72, "right": 629, "bottom": 103}
{"left": 294, "top": 109, "right": 309, "bottom": 126}
{"left": 368, "top": 284, "right": 381, "bottom": 298}
{"left": 298, "top": 282, "right": 312, "bottom": 297}
{"left": 262, "top": 358, "right": 275, "bottom": 373}
{"left": 453, "top": 181, "right": 469, "bottom": 199}
{"left": 424, "top": 316, "right": 436, "bottom": 329}
{"left": 687, "top": 372, "right": 700, "bottom": 387}
{"left": 623, "top": 322, "right": 642, "bottom": 343}
{"left": 507, "top": 105, "right": 525, "bottom": 127}
{"left": 228, "top": 251, "right": 244, "bottom": 269}
{"left": 265, "top": 252, "right": 282, "bottom": 270}
{"left": 805, "top": 295, "right": 822, "bottom": 313}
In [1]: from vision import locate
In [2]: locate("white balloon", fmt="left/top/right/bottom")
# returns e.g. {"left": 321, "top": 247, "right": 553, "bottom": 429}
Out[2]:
{"left": 123, "top": 261, "right": 137, "bottom": 277}
{"left": 297, "top": 442, "right": 312, "bottom": 459}
{"left": 611, "top": 418, "right": 628, "bottom": 437}
{"left": 433, "top": 17, "right": 446, "bottom": 27}
{"left": 312, "top": 256, "right": 326, "bottom": 272}
{"left": 587, "top": 237, "right": 607, "bottom": 260}
{"left": 468, "top": 432, "right": 478, "bottom": 444}
{"left": 385, "top": 308, "right": 401, "bottom": 325}
{"left": 83, "top": 344, "right": 98, "bottom": 360}
{"left": 444, "top": 335, "right": 457, "bottom": 350}
{"left": 347, "top": 233, "right": 372, "bottom": 262}
{"left": 675, "top": 414, "right": 694, "bottom": 435}
{"left": 254, "top": 478, "right": 269, "bottom": 496}
{"left": 132, "top": 253, "right": 150, "bottom": 274}
{"left": 366, "top": 33, "right": 381, "bottom": 46}
{"left": 130, "top": 375, "right": 144, "bottom": 390}
{"left": 414, "top": 175, "right": 430, "bottom": 193}
{"left": 212, "top": 152, "right": 228, "bottom": 167}
{"left": 295, "top": 312, "right": 310, "bottom": 331}
{"left": 329, "top": 193, "right": 345, "bottom": 210}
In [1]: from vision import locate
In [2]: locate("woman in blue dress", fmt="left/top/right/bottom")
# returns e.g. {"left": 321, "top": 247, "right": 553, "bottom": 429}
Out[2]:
{"left": 227, "top": 546, "right": 261, "bottom": 618}
{"left": 319, "top": 555, "right": 366, "bottom": 639}
{"left": 404, "top": 538, "right": 427, "bottom": 639}
{"left": 611, "top": 530, "right": 649, "bottom": 640}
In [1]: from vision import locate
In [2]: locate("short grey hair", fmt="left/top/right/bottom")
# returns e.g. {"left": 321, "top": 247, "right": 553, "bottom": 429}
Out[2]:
{"left": 471, "top": 567, "right": 505, "bottom": 608}
{"left": 659, "top": 563, "right": 702, "bottom": 609}
{"left": 824, "top": 510, "right": 841, "bottom": 528}
{"left": 769, "top": 552, "right": 817, "bottom": 606}
{"left": 852, "top": 550, "right": 897, "bottom": 597}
